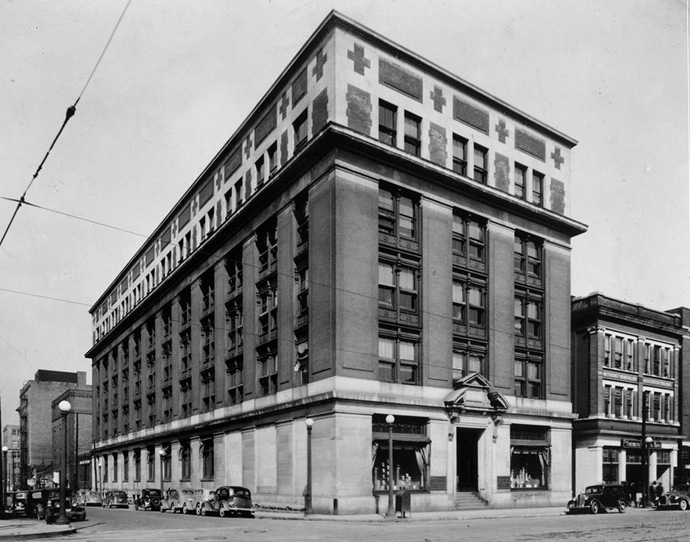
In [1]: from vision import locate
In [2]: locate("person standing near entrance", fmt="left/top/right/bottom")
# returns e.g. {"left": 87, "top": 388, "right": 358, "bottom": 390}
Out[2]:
{"left": 649, "top": 481, "right": 658, "bottom": 506}
{"left": 656, "top": 481, "right": 665, "bottom": 506}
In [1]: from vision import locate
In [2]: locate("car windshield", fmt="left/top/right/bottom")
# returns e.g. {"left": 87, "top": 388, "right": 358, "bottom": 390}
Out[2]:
{"left": 585, "top": 486, "right": 603, "bottom": 494}
{"left": 168, "top": 490, "right": 179, "bottom": 499}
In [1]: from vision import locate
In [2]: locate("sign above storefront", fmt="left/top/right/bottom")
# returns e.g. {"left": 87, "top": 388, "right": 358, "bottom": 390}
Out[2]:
{"left": 621, "top": 438, "right": 662, "bottom": 449}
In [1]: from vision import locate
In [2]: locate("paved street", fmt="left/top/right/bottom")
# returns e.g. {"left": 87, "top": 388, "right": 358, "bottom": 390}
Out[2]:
{"left": 8, "top": 506, "right": 689, "bottom": 542}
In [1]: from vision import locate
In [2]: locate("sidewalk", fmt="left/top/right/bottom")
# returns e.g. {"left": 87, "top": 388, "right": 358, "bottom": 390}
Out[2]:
{"left": 0, "top": 518, "right": 75, "bottom": 540}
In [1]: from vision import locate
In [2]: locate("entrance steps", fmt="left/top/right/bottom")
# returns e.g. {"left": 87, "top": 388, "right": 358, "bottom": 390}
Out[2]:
{"left": 454, "top": 491, "right": 488, "bottom": 509}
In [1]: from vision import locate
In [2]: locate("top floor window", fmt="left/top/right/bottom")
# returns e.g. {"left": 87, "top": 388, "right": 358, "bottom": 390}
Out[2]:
{"left": 532, "top": 171, "right": 544, "bottom": 207}
{"left": 294, "top": 110, "right": 308, "bottom": 150}
{"left": 403, "top": 112, "right": 421, "bottom": 156}
{"left": 378, "top": 101, "right": 397, "bottom": 147}
{"left": 473, "top": 145, "right": 488, "bottom": 184}
{"left": 515, "top": 163, "right": 527, "bottom": 200}
{"left": 452, "top": 134, "right": 468, "bottom": 176}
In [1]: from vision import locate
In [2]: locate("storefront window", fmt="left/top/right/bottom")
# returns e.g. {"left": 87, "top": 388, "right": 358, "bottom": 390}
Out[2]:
{"left": 371, "top": 415, "right": 429, "bottom": 492}
{"left": 603, "top": 448, "right": 619, "bottom": 483}
{"left": 510, "top": 425, "right": 549, "bottom": 490}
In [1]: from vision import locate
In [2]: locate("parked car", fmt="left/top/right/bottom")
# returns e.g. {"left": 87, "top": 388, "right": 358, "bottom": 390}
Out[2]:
{"left": 45, "top": 490, "right": 86, "bottom": 524}
{"left": 660, "top": 484, "right": 690, "bottom": 511}
{"left": 133, "top": 488, "right": 163, "bottom": 511}
{"left": 191, "top": 489, "right": 215, "bottom": 516}
{"left": 161, "top": 487, "right": 197, "bottom": 514}
{"left": 76, "top": 490, "right": 103, "bottom": 507}
{"left": 103, "top": 490, "right": 130, "bottom": 509}
{"left": 567, "top": 484, "right": 628, "bottom": 514}
{"left": 199, "top": 486, "right": 255, "bottom": 518}
{"left": 12, "top": 491, "right": 29, "bottom": 517}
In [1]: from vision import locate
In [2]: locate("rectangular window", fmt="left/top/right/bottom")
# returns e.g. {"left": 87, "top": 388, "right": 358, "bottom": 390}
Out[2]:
{"left": 514, "top": 353, "right": 543, "bottom": 398}
{"left": 403, "top": 112, "right": 421, "bottom": 156}
{"left": 378, "top": 261, "right": 418, "bottom": 314}
{"left": 378, "top": 336, "right": 419, "bottom": 385}
{"left": 180, "top": 443, "right": 191, "bottom": 480}
{"left": 267, "top": 142, "right": 277, "bottom": 176}
{"left": 452, "top": 342, "right": 486, "bottom": 381}
{"left": 515, "top": 163, "right": 527, "bottom": 200}
{"left": 532, "top": 171, "right": 544, "bottom": 206}
{"left": 202, "top": 440, "right": 214, "bottom": 479}
{"left": 378, "top": 186, "right": 418, "bottom": 242}
{"left": 452, "top": 212, "right": 486, "bottom": 268}
{"left": 452, "top": 134, "right": 468, "bottom": 175}
{"left": 473, "top": 145, "right": 488, "bottom": 184}
{"left": 602, "top": 447, "right": 619, "bottom": 483}
{"left": 294, "top": 110, "right": 308, "bottom": 149}
{"left": 255, "top": 156, "right": 265, "bottom": 186}
{"left": 514, "top": 234, "right": 542, "bottom": 284}
{"left": 378, "top": 101, "right": 397, "bottom": 146}
{"left": 258, "top": 349, "right": 277, "bottom": 396}
{"left": 510, "top": 425, "right": 549, "bottom": 489}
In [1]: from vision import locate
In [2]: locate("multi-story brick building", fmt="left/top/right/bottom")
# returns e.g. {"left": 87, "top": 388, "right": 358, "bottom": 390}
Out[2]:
{"left": 86, "top": 11, "right": 586, "bottom": 513}
{"left": 51, "top": 388, "right": 93, "bottom": 491}
{"left": 17, "top": 370, "right": 88, "bottom": 488}
{"left": 571, "top": 294, "right": 690, "bottom": 498}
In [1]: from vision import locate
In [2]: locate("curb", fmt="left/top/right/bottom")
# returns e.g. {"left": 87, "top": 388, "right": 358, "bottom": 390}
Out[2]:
{"left": 0, "top": 526, "right": 76, "bottom": 541}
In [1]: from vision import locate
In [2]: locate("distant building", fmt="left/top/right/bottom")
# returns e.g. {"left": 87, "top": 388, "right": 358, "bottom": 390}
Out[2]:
{"left": 571, "top": 294, "right": 690, "bottom": 495}
{"left": 51, "top": 388, "right": 93, "bottom": 491}
{"left": 17, "top": 370, "right": 88, "bottom": 488}
{"left": 2, "top": 425, "right": 20, "bottom": 492}
{"left": 86, "top": 11, "right": 586, "bottom": 513}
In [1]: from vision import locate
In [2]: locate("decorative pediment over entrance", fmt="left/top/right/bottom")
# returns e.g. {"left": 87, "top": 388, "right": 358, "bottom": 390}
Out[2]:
{"left": 443, "top": 373, "right": 510, "bottom": 416}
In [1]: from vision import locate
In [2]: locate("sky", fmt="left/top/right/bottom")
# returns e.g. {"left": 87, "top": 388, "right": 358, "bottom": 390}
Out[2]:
{"left": 0, "top": 0, "right": 688, "bottom": 426}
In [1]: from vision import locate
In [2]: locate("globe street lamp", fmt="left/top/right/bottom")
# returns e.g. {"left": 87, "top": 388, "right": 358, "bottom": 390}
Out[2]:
{"left": 305, "top": 418, "right": 314, "bottom": 515}
{"left": 1, "top": 445, "right": 8, "bottom": 518}
{"left": 55, "top": 400, "right": 71, "bottom": 525}
{"left": 97, "top": 460, "right": 102, "bottom": 495}
{"left": 385, "top": 414, "right": 395, "bottom": 518}
{"left": 158, "top": 448, "right": 167, "bottom": 493}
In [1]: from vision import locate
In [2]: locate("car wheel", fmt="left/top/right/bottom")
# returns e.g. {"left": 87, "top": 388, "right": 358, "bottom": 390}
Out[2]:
{"left": 680, "top": 499, "right": 689, "bottom": 511}
{"left": 590, "top": 500, "right": 600, "bottom": 514}
{"left": 196, "top": 504, "right": 202, "bottom": 516}
{"left": 617, "top": 500, "right": 626, "bottom": 513}
{"left": 182, "top": 504, "right": 188, "bottom": 515}
{"left": 201, "top": 506, "right": 208, "bottom": 517}
{"left": 219, "top": 507, "right": 226, "bottom": 518}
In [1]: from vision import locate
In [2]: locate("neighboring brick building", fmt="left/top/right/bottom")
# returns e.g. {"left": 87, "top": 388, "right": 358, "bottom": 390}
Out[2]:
{"left": 17, "top": 370, "right": 88, "bottom": 488}
{"left": 86, "top": 11, "right": 586, "bottom": 513}
{"left": 571, "top": 294, "right": 690, "bottom": 497}
{"left": 51, "top": 388, "right": 93, "bottom": 491}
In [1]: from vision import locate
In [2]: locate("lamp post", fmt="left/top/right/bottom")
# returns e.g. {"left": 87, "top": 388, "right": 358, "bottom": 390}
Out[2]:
{"left": 97, "top": 460, "right": 102, "bottom": 495}
{"left": 305, "top": 418, "right": 314, "bottom": 515}
{"left": 1, "top": 446, "right": 8, "bottom": 517}
{"left": 55, "top": 400, "right": 71, "bottom": 525}
{"left": 158, "top": 448, "right": 166, "bottom": 493}
{"left": 641, "top": 390, "right": 649, "bottom": 507}
{"left": 385, "top": 414, "right": 395, "bottom": 518}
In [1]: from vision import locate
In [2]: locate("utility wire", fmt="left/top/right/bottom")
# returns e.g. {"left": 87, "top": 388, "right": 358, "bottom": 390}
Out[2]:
{"left": 0, "top": 0, "right": 133, "bottom": 249}
{"left": 0, "top": 287, "right": 91, "bottom": 307}
{"left": 0, "top": 196, "right": 147, "bottom": 238}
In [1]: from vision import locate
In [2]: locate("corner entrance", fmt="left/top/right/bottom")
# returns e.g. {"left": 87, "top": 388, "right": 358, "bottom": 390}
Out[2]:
{"left": 456, "top": 428, "right": 482, "bottom": 491}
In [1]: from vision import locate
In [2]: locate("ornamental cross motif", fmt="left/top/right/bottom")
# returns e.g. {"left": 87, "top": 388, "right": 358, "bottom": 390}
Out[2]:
{"left": 347, "top": 43, "right": 370, "bottom": 75}
{"left": 279, "top": 91, "right": 290, "bottom": 120}
{"left": 430, "top": 86, "right": 446, "bottom": 113}
{"left": 495, "top": 119, "right": 509, "bottom": 144}
{"left": 313, "top": 48, "right": 327, "bottom": 81}
{"left": 551, "top": 146, "right": 565, "bottom": 170}
{"left": 244, "top": 135, "right": 253, "bottom": 159}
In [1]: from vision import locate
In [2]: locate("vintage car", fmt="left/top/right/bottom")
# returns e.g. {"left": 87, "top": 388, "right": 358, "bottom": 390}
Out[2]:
{"left": 161, "top": 487, "right": 197, "bottom": 514}
{"left": 567, "top": 484, "right": 628, "bottom": 514}
{"left": 198, "top": 486, "right": 255, "bottom": 518}
{"left": 133, "top": 488, "right": 163, "bottom": 511}
{"left": 191, "top": 489, "right": 216, "bottom": 516}
{"left": 103, "top": 490, "right": 130, "bottom": 508}
{"left": 12, "top": 491, "right": 29, "bottom": 517}
{"left": 45, "top": 490, "right": 86, "bottom": 524}
{"left": 75, "top": 490, "right": 103, "bottom": 507}
{"left": 660, "top": 484, "right": 690, "bottom": 510}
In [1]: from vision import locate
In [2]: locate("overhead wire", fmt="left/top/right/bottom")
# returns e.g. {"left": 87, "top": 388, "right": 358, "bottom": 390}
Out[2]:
{"left": 0, "top": 0, "right": 133, "bottom": 249}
